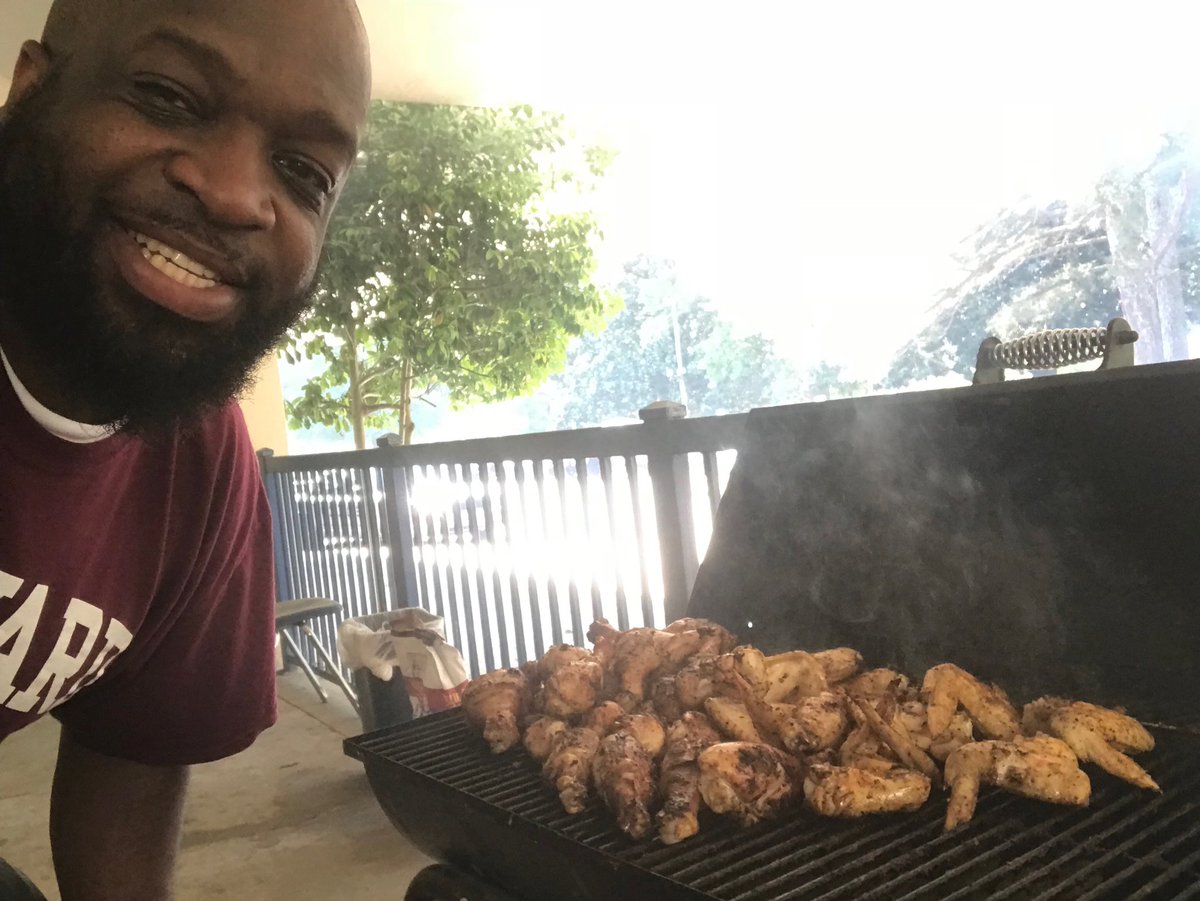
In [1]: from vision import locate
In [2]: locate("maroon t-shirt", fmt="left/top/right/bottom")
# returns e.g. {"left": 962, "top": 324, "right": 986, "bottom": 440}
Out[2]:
{"left": 0, "top": 368, "right": 278, "bottom": 765}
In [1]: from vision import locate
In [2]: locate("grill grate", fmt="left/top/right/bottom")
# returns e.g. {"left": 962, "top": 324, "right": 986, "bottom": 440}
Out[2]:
{"left": 349, "top": 711, "right": 1200, "bottom": 901}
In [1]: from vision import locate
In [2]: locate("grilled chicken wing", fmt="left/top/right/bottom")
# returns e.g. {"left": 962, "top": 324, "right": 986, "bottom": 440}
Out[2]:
{"left": 594, "top": 730, "right": 656, "bottom": 839}
{"left": 542, "top": 656, "right": 604, "bottom": 719}
{"left": 762, "top": 649, "right": 828, "bottom": 701}
{"left": 1023, "top": 697, "right": 1158, "bottom": 791}
{"left": 543, "top": 726, "right": 602, "bottom": 814}
{"left": 588, "top": 621, "right": 703, "bottom": 701}
{"left": 698, "top": 742, "right": 805, "bottom": 827}
{"left": 851, "top": 696, "right": 940, "bottom": 783}
{"left": 813, "top": 648, "right": 864, "bottom": 684}
{"left": 922, "top": 663, "right": 1020, "bottom": 740}
{"left": 675, "top": 655, "right": 720, "bottom": 709}
{"left": 666, "top": 617, "right": 737, "bottom": 656}
{"left": 463, "top": 668, "right": 528, "bottom": 753}
{"left": 522, "top": 716, "right": 568, "bottom": 761}
{"left": 804, "top": 764, "right": 931, "bottom": 817}
{"left": 539, "top": 644, "right": 594, "bottom": 678}
{"left": 613, "top": 714, "right": 667, "bottom": 758}
{"left": 841, "top": 668, "right": 911, "bottom": 699}
{"left": 733, "top": 672, "right": 849, "bottom": 754}
{"left": 650, "top": 673, "right": 685, "bottom": 722}
{"left": 943, "top": 735, "right": 1090, "bottom": 831}
{"left": 657, "top": 712, "right": 723, "bottom": 845}
{"left": 704, "top": 696, "right": 765, "bottom": 743}
{"left": 894, "top": 700, "right": 973, "bottom": 762}
{"left": 583, "top": 701, "right": 626, "bottom": 735}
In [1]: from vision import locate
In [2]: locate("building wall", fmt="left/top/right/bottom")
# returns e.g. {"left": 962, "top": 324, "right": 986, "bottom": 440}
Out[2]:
{"left": 240, "top": 355, "right": 290, "bottom": 456}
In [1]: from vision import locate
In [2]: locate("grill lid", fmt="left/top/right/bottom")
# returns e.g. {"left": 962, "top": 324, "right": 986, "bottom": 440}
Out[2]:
{"left": 687, "top": 361, "right": 1200, "bottom": 726}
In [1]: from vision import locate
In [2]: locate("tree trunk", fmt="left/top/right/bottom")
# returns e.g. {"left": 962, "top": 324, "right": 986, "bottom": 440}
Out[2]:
{"left": 401, "top": 359, "right": 415, "bottom": 445}
{"left": 346, "top": 337, "right": 367, "bottom": 450}
{"left": 1146, "top": 174, "right": 1190, "bottom": 361}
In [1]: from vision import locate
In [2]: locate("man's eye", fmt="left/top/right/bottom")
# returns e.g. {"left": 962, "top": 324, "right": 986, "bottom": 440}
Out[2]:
{"left": 132, "top": 78, "right": 198, "bottom": 117}
{"left": 275, "top": 155, "right": 334, "bottom": 208}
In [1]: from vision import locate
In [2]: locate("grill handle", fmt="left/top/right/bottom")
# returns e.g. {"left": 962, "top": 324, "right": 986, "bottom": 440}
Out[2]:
{"left": 973, "top": 318, "right": 1138, "bottom": 385}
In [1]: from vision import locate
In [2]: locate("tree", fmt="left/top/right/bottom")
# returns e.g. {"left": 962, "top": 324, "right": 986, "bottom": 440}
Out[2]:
{"left": 886, "top": 135, "right": 1200, "bottom": 388}
{"left": 549, "top": 256, "right": 796, "bottom": 427}
{"left": 284, "top": 102, "right": 617, "bottom": 448}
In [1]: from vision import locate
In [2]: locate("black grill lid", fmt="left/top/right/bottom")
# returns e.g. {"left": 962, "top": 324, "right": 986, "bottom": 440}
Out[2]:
{"left": 686, "top": 361, "right": 1200, "bottom": 725}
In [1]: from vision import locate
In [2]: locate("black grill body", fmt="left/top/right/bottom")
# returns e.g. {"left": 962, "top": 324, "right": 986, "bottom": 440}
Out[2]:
{"left": 346, "top": 361, "right": 1200, "bottom": 899}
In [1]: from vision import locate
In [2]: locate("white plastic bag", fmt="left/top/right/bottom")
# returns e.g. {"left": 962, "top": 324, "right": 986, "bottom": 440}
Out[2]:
{"left": 338, "top": 609, "right": 469, "bottom": 718}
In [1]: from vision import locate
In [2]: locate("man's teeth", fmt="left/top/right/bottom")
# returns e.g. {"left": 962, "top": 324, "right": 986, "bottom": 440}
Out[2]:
{"left": 133, "top": 233, "right": 220, "bottom": 288}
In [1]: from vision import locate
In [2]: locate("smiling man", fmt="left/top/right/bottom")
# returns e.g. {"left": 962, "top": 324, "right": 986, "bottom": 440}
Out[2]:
{"left": 0, "top": 1, "right": 371, "bottom": 898}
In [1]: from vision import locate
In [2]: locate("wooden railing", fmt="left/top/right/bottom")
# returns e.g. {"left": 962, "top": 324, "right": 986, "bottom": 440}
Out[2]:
{"left": 259, "top": 403, "right": 746, "bottom": 678}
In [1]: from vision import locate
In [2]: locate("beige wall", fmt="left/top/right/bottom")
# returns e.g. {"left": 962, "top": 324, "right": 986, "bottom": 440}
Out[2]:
{"left": 240, "top": 355, "right": 290, "bottom": 456}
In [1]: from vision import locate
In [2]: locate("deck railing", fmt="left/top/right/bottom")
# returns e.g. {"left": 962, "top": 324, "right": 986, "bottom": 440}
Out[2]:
{"left": 259, "top": 404, "right": 746, "bottom": 678}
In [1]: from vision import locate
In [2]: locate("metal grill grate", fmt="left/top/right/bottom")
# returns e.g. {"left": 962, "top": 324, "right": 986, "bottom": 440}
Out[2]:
{"left": 348, "top": 711, "right": 1200, "bottom": 901}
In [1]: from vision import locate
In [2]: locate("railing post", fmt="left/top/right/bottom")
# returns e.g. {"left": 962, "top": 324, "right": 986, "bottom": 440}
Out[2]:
{"left": 377, "top": 434, "right": 422, "bottom": 610}
{"left": 640, "top": 402, "right": 698, "bottom": 624}
{"left": 256, "top": 448, "right": 294, "bottom": 602}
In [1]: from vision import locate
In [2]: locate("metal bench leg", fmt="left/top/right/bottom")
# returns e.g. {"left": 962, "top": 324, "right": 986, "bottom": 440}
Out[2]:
{"left": 280, "top": 628, "right": 328, "bottom": 703}
{"left": 301, "top": 622, "right": 360, "bottom": 712}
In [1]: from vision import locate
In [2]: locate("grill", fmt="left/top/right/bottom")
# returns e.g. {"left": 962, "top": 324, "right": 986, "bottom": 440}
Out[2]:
{"left": 346, "top": 359, "right": 1200, "bottom": 900}
{"left": 347, "top": 712, "right": 1200, "bottom": 900}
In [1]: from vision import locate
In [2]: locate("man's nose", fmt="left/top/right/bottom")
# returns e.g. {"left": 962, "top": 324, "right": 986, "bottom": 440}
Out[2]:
{"left": 164, "top": 127, "right": 277, "bottom": 230}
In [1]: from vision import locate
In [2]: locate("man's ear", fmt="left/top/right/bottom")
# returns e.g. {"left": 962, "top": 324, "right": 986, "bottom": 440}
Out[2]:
{"left": 6, "top": 40, "right": 53, "bottom": 106}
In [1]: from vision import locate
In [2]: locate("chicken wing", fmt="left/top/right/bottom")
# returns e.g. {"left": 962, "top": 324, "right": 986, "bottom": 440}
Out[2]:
{"left": 733, "top": 672, "right": 849, "bottom": 754}
{"left": 813, "top": 648, "right": 864, "bottom": 684}
{"left": 522, "top": 716, "right": 568, "bottom": 762}
{"left": 666, "top": 617, "right": 738, "bottom": 656}
{"left": 704, "top": 696, "right": 765, "bottom": 743}
{"left": 841, "top": 668, "right": 911, "bottom": 699}
{"left": 650, "top": 673, "right": 685, "bottom": 722}
{"left": 543, "top": 726, "right": 602, "bottom": 814}
{"left": 762, "top": 650, "right": 828, "bottom": 701}
{"left": 589, "top": 622, "right": 703, "bottom": 701}
{"left": 594, "top": 730, "right": 656, "bottom": 839}
{"left": 922, "top": 663, "right": 1020, "bottom": 740}
{"left": 539, "top": 643, "right": 594, "bottom": 679}
{"left": 583, "top": 701, "right": 626, "bottom": 735}
{"left": 851, "top": 696, "right": 940, "bottom": 784}
{"left": 675, "top": 655, "right": 721, "bottom": 710}
{"left": 613, "top": 714, "right": 667, "bottom": 759}
{"left": 462, "top": 668, "right": 528, "bottom": 753}
{"left": 1023, "top": 697, "right": 1158, "bottom": 791}
{"left": 542, "top": 656, "right": 604, "bottom": 719}
{"left": 658, "top": 712, "right": 723, "bottom": 845}
{"left": 804, "top": 764, "right": 931, "bottom": 817}
{"left": 943, "top": 735, "right": 1090, "bottom": 831}
{"left": 894, "top": 700, "right": 974, "bottom": 762}
{"left": 698, "top": 742, "right": 805, "bottom": 827}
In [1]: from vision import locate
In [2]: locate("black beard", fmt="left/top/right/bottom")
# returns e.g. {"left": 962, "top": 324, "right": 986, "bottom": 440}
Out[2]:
{"left": 0, "top": 84, "right": 316, "bottom": 440}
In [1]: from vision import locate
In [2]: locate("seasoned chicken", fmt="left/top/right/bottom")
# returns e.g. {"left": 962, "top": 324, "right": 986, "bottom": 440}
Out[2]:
{"left": 1023, "top": 697, "right": 1159, "bottom": 791}
{"left": 588, "top": 621, "right": 703, "bottom": 701}
{"left": 851, "top": 696, "right": 940, "bottom": 783}
{"left": 539, "top": 644, "right": 593, "bottom": 679}
{"left": 522, "top": 716, "right": 568, "bottom": 762}
{"left": 463, "top": 668, "right": 528, "bottom": 753}
{"left": 717, "top": 646, "right": 771, "bottom": 693}
{"left": 658, "top": 765, "right": 704, "bottom": 845}
{"left": 813, "top": 648, "right": 864, "bottom": 684}
{"left": 650, "top": 673, "right": 685, "bottom": 722}
{"left": 543, "top": 726, "right": 602, "bottom": 814}
{"left": 922, "top": 663, "right": 1020, "bottom": 741}
{"left": 762, "top": 649, "right": 828, "bottom": 701}
{"left": 893, "top": 700, "right": 974, "bottom": 762}
{"left": 943, "top": 735, "right": 1090, "bottom": 831}
{"left": 841, "top": 668, "right": 911, "bottom": 699}
{"left": 583, "top": 701, "right": 626, "bottom": 735}
{"left": 733, "top": 673, "right": 849, "bottom": 754}
{"left": 542, "top": 656, "right": 604, "bottom": 719}
{"left": 804, "top": 764, "right": 931, "bottom": 818}
{"left": 662, "top": 711, "right": 723, "bottom": 771}
{"left": 593, "top": 730, "right": 656, "bottom": 839}
{"left": 675, "top": 655, "right": 721, "bottom": 710}
{"left": 613, "top": 714, "right": 667, "bottom": 759}
{"left": 667, "top": 617, "right": 737, "bottom": 656}
{"left": 704, "top": 696, "right": 765, "bottom": 743}
{"left": 698, "top": 742, "right": 805, "bottom": 827}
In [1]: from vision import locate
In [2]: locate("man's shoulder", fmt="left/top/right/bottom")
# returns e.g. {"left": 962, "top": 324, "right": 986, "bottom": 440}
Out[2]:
{"left": 175, "top": 400, "right": 263, "bottom": 500}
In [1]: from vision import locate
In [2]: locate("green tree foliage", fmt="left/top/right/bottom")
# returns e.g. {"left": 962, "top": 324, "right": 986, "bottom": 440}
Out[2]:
{"left": 887, "top": 135, "right": 1200, "bottom": 387}
{"left": 284, "top": 101, "right": 617, "bottom": 448}
{"left": 550, "top": 256, "right": 796, "bottom": 427}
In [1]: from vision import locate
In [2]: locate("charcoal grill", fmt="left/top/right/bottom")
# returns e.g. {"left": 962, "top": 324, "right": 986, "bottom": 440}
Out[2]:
{"left": 346, "top": 359, "right": 1200, "bottom": 900}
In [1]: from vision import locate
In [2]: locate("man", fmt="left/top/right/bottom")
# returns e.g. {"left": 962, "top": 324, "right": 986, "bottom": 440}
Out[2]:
{"left": 0, "top": 0, "right": 371, "bottom": 897}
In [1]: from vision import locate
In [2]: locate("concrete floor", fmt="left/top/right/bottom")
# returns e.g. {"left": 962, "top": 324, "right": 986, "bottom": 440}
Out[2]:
{"left": 0, "top": 671, "right": 432, "bottom": 900}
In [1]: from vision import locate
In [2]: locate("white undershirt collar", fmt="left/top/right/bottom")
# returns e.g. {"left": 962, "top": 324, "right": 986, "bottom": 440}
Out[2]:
{"left": 1, "top": 347, "right": 114, "bottom": 444}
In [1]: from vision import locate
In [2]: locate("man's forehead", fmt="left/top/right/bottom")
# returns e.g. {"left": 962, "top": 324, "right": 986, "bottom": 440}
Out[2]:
{"left": 52, "top": 0, "right": 370, "bottom": 132}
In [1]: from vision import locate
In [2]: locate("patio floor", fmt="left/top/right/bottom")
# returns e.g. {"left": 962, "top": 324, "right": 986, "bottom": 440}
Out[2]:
{"left": 0, "top": 670, "right": 432, "bottom": 900}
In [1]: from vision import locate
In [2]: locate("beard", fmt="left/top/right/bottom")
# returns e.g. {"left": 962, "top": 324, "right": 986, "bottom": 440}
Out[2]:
{"left": 0, "top": 83, "right": 317, "bottom": 440}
